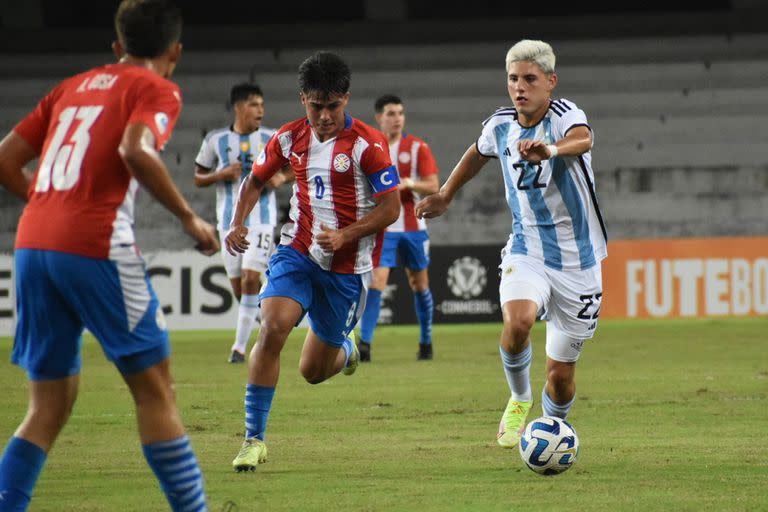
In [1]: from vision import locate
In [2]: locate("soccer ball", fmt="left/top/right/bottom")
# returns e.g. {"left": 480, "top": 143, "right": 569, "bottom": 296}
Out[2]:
{"left": 518, "top": 416, "right": 579, "bottom": 476}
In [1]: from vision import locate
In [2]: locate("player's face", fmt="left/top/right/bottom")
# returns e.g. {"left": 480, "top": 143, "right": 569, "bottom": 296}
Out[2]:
{"left": 507, "top": 61, "right": 557, "bottom": 124}
{"left": 235, "top": 94, "right": 265, "bottom": 132}
{"left": 375, "top": 103, "right": 405, "bottom": 139}
{"left": 301, "top": 91, "right": 350, "bottom": 141}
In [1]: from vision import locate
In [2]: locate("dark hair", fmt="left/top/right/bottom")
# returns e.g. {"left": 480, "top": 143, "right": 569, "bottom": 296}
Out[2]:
{"left": 374, "top": 94, "right": 403, "bottom": 113}
{"left": 115, "top": 0, "right": 182, "bottom": 58}
{"left": 298, "top": 51, "right": 351, "bottom": 96}
{"left": 230, "top": 83, "right": 263, "bottom": 106}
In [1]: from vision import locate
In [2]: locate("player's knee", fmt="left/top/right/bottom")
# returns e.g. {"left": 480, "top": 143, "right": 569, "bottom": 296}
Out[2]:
{"left": 504, "top": 314, "right": 535, "bottom": 345}
{"left": 257, "top": 320, "right": 291, "bottom": 354}
{"left": 298, "top": 362, "right": 326, "bottom": 385}
{"left": 546, "top": 364, "right": 574, "bottom": 392}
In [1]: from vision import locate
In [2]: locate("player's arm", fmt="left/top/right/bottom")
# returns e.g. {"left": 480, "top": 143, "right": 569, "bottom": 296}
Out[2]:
{"left": 193, "top": 163, "right": 241, "bottom": 187}
{"left": 518, "top": 126, "right": 592, "bottom": 164}
{"left": 0, "top": 131, "right": 37, "bottom": 201}
{"left": 265, "top": 165, "right": 294, "bottom": 189}
{"left": 416, "top": 143, "right": 489, "bottom": 219}
{"left": 401, "top": 173, "right": 438, "bottom": 196}
{"left": 317, "top": 189, "right": 400, "bottom": 252}
{"left": 119, "top": 123, "right": 219, "bottom": 255}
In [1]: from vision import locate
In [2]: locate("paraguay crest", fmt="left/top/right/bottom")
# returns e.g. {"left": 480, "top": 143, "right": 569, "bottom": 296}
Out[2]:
{"left": 333, "top": 153, "right": 351, "bottom": 173}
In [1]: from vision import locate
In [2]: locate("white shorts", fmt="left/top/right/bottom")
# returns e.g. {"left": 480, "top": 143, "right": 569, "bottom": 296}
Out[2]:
{"left": 220, "top": 224, "right": 275, "bottom": 278}
{"left": 499, "top": 254, "right": 603, "bottom": 362}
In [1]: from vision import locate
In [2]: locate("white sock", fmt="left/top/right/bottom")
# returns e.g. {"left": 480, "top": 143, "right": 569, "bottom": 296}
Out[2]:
{"left": 232, "top": 294, "right": 260, "bottom": 354}
{"left": 500, "top": 344, "right": 533, "bottom": 402}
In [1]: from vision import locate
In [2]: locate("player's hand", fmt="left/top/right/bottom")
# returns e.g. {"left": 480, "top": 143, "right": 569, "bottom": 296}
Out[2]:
{"left": 225, "top": 225, "right": 249, "bottom": 255}
{"left": 517, "top": 139, "right": 550, "bottom": 164}
{"left": 182, "top": 215, "right": 219, "bottom": 256}
{"left": 316, "top": 223, "right": 347, "bottom": 251}
{"left": 219, "top": 163, "right": 242, "bottom": 182}
{"left": 415, "top": 191, "right": 449, "bottom": 219}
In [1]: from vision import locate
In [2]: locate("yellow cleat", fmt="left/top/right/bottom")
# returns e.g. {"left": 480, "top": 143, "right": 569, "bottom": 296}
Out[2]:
{"left": 497, "top": 399, "right": 533, "bottom": 448}
{"left": 341, "top": 337, "right": 360, "bottom": 376}
{"left": 232, "top": 437, "right": 268, "bottom": 472}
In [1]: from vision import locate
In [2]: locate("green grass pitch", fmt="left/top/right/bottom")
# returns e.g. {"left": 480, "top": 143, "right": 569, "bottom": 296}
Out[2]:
{"left": 1, "top": 318, "right": 767, "bottom": 511}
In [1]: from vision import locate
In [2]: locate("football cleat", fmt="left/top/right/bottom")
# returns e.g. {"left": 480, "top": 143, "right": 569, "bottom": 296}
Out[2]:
{"left": 232, "top": 437, "right": 268, "bottom": 472}
{"left": 228, "top": 350, "right": 245, "bottom": 364}
{"left": 497, "top": 398, "right": 533, "bottom": 448}
{"left": 417, "top": 343, "right": 433, "bottom": 360}
{"left": 342, "top": 336, "right": 360, "bottom": 376}
{"left": 356, "top": 332, "right": 371, "bottom": 362}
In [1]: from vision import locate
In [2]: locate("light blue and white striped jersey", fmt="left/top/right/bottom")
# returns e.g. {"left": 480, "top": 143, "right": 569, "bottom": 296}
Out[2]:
{"left": 477, "top": 99, "right": 607, "bottom": 271}
{"left": 195, "top": 126, "right": 277, "bottom": 231}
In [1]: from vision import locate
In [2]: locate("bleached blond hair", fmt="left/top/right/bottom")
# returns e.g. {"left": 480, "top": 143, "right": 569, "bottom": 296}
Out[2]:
{"left": 505, "top": 39, "right": 556, "bottom": 74}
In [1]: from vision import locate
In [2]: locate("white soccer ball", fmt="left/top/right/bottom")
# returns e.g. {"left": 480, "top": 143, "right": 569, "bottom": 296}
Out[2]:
{"left": 518, "top": 416, "right": 579, "bottom": 476}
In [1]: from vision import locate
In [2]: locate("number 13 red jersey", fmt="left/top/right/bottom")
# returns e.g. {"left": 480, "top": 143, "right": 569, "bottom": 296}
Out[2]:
{"left": 14, "top": 63, "right": 181, "bottom": 259}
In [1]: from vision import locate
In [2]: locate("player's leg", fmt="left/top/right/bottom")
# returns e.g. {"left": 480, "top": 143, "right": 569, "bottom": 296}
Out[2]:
{"left": 229, "top": 269, "right": 262, "bottom": 363}
{"left": 496, "top": 255, "right": 550, "bottom": 447}
{"left": 299, "top": 266, "right": 367, "bottom": 382}
{"left": 230, "top": 226, "right": 272, "bottom": 362}
{"left": 120, "top": 359, "right": 207, "bottom": 511}
{"left": 401, "top": 231, "right": 433, "bottom": 359}
{"left": 358, "top": 266, "right": 389, "bottom": 362}
{"left": 76, "top": 247, "right": 207, "bottom": 510}
{"left": 0, "top": 249, "right": 83, "bottom": 511}
{"left": 358, "top": 232, "right": 398, "bottom": 361}
{"left": 541, "top": 263, "right": 603, "bottom": 419}
{"left": 234, "top": 246, "right": 310, "bottom": 471}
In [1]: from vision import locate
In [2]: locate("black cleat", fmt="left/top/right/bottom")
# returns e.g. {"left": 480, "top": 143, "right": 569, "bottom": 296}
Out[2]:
{"left": 359, "top": 341, "right": 371, "bottom": 362}
{"left": 417, "top": 343, "right": 433, "bottom": 360}
{"left": 228, "top": 350, "right": 245, "bottom": 364}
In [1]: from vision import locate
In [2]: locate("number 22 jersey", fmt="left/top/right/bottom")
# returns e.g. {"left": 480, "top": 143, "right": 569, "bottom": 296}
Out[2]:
{"left": 14, "top": 63, "right": 181, "bottom": 259}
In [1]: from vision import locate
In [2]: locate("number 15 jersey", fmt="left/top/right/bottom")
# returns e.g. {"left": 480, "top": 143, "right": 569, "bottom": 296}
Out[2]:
{"left": 14, "top": 63, "right": 181, "bottom": 259}
{"left": 477, "top": 98, "right": 607, "bottom": 271}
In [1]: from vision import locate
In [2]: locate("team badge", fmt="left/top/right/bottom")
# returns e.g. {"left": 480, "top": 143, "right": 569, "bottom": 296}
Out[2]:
{"left": 256, "top": 149, "right": 266, "bottom": 165}
{"left": 333, "top": 153, "right": 351, "bottom": 173}
{"left": 398, "top": 152, "right": 411, "bottom": 164}
{"left": 240, "top": 141, "right": 251, "bottom": 152}
{"left": 154, "top": 112, "right": 169, "bottom": 134}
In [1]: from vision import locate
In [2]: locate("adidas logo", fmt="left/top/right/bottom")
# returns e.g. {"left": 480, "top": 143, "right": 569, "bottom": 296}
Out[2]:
{"left": 503, "top": 147, "right": 512, "bottom": 157}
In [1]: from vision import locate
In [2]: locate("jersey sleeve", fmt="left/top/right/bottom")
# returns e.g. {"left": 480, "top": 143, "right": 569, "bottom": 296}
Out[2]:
{"left": 553, "top": 100, "right": 591, "bottom": 141}
{"left": 416, "top": 141, "right": 438, "bottom": 177}
{"left": 251, "top": 132, "right": 288, "bottom": 183}
{"left": 14, "top": 83, "right": 63, "bottom": 154}
{"left": 476, "top": 118, "right": 499, "bottom": 158}
{"left": 360, "top": 135, "right": 399, "bottom": 197}
{"left": 127, "top": 79, "right": 182, "bottom": 151}
{"left": 195, "top": 134, "right": 217, "bottom": 170}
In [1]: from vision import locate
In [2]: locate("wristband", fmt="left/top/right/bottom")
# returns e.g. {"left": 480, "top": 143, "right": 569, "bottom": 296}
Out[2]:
{"left": 546, "top": 144, "right": 559, "bottom": 159}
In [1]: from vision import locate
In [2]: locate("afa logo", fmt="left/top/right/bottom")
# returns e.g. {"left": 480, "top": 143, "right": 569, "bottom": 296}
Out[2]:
{"left": 333, "top": 153, "right": 351, "bottom": 173}
{"left": 239, "top": 140, "right": 251, "bottom": 153}
{"left": 398, "top": 152, "right": 411, "bottom": 164}
{"left": 256, "top": 149, "right": 267, "bottom": 165}
{"left": 447, "top": 256, "right": 488, "bottom": 299}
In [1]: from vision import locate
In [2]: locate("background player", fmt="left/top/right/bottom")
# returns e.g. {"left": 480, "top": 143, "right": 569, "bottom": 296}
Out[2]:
{"left": 416, "top": 39, "right": 607, "bottom": 448}
{"left": 225, "top": 51, "right": 400, "bottom": 472}
{"left": 357, "top": 95, "right": 439, "bottom": 361}
{"left": 0, "top": 1, "right": 216, "bottom": 510}
{"left": 194, "top": 83, "right": 290, "bottom": 363}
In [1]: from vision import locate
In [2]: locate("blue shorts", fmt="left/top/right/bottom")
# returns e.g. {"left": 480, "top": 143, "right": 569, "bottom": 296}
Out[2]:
{"left": 13, "top": 248, "right": 170, "bottom": 380}
{"left": 379, "top": 230, "right": 430, "bottom": 270}
{"left": 260, "top": 246, "right": 366, "bottom": 347}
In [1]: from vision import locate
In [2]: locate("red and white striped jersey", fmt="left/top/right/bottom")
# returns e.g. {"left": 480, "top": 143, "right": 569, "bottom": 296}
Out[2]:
{"left": 14, "top": 63, "right": 181, "bottom": 259}
{"left": 386, "top": 133, "right": 438, "bottom": 232}
{"left": 252, "top": 113, "right": 398, "bottom": 274}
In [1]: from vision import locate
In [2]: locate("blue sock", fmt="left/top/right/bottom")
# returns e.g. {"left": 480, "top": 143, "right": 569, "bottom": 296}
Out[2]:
{"left": 360, "top": 289, "right": 382, "bottom": 343}
{"left": 542, "top": 386, "right": 575, "bottom": 419}
{"left": 341, "top": 337, "right": 355, "bottom": 365}
{"left": 141, "top": 436, "right": 207, "bottom": 512}
{"left": 499, "top": 344, "right": 532, "bottom": 402}
{"left": 245, "top": 384, "right": 275, "bottom": 440}
{"left": 414, "top": 289, "right": 433, "bottom": 345}
{"left": 0, "top": 436, "right": 47, "bottom": 511}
